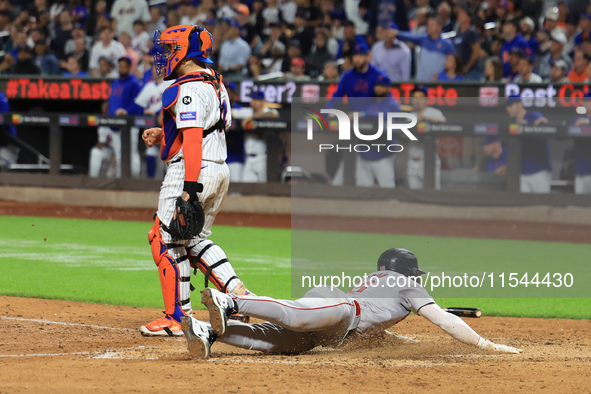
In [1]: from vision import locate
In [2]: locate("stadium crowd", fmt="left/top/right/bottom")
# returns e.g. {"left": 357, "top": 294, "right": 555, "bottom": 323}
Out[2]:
{"left": 0, "top": 0, "right": 589, "bottom": 83}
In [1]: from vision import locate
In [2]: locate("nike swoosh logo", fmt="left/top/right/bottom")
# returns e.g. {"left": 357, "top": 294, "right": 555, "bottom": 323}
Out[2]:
{"left": 201, "top": 165, "right": 208, "bottom": 169}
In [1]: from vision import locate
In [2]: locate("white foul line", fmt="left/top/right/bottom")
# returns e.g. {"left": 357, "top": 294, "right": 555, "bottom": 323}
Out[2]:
{"left": 0, "top": 315, "right": 134, "bottom": 331}
{"left": 0, "top": 352, "right": 90, "bottom": 358}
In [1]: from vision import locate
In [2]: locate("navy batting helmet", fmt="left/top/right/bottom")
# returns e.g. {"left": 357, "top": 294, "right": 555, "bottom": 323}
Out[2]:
{"left": 377, "top": 248, "right": 426, "bottom": 277}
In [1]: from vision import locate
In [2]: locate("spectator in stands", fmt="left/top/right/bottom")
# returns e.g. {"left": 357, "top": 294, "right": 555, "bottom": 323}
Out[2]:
{"left": 166, "top": 9, "right": 180, "bottom": 29}
{"left": 70, "top": 0, "right": 88, "bottom": 27}
{"left": 548, "top": 59, "right": 569, "bottom": 82}
{"left": 281, "top": 39, "right": 302, "bottom": 72}
{"left": 567, "top": 50, "right": 590, "bottom": 82}
{"left": 505, "top": 96, "right": 552, "bottom": 193}
{"left": 370, "top": 22, "right": 411, "bottom": 82}
{"left": 179, "top": 1, "right": 201, "bottom": 25}
{"left": 28, "top": 0, "right": 50, "bottom": 24}
{"left": 454, "top": 4, "right": 482, "bottom": 80}
{"left": 542, "top": 7, "right": 561, "bottom": 34}
{"left": 63, "top": 36, "right": 90, "bottom": 71}
{"left": 318, "top": 23, "right": 340, "bottom": 57}
{"left": 336, "top": 20, "right": 366, "bottom": 59}
{"left": 147, "top": 6, "right": 166, "bottom": 37}
{"left": 9, "top": 30, "right": 29, "bottom": 61}
{"left": 13, "top": 47, "right": 41, "bottom": 75}
{"left": 64, "top": 24, "right": 93, "bottom": 57}
{"left": 33, "top": 40, "right": 60, "bottom": 75}
{"left": 62, "top": 55, "right": 87, "bottom": 77}
{"left": 261, "top": 40, "right": 285, "bottom": 74}
{"left": 0, "top": 10, "right": 11, "bottom": 32}
{"left": 575, "top": 14, "right": 591, "bottom": 50}
{"left": 320, "top": 61, "right": 339, "bottom": 80}
{"left": 519, "top": 17, "right": 537, "bottom": 54}
{"left": 98, "top": 56, "right": 118, "bottom": 78}
{"left": 537, "top": 30, "right": 572, "bottom": 79}
{"left": 493, "top": 1, "right": 510, "bottom": 26}
{"left": 305, "top": 31, "right": 334, "bottom": 78}
{"left": 564, "top": 14, "right": 579, "bottom": 57}
{"left": 438, "top": 2, "right": 454, "bottom": 33}
{"left": 262, "top": 0, "right": 282, "bottom": 26}
{"left": 484, "top": 57, "right": 505, "bottom": 82}
{"left": 394, "top": 15, "right": 456, "bottom": 81}
{"left": 118, "top": 31, "right": 140, "bottom": 72}
{"left": 514, "top": 56, "right": 542, "bottom": 82}
{"left": 438, "top": 54, "right": 465, "bottom": 81}
{"left": 282, "top": 56, "right": 310, "bottom": 80}
{"left": 235, "top": 4, "right": 260, "bottom": 51}
{"left": 131, "top": 20, "right": 150, "bottom": 55}
{"left": 218, "top": 19, "right": 251, "bottom": 76}
{"left": 506, "top": 48, "right": 526, "bottom": 81}
{"left": 344, "top": 0, "right": 369, "bottom": 37}
{"left": 369, "top": 0, "right": 409, "bottom": 35}
{"left": 111, "top": 0, "right": 150, "bottom": 36}
{"left": 280, "top": 0, "right": 297, "bottom": 27}
{"left": 27, "top": 28, "right": 47, "bottom": 50}
{"left": 519, "top": 0, "right": 543, "bottom": 22}
{"left": 291, "top": 7, "right": 316, "bottom": 56}
{"left": 296, "top": 0, "right": 322, "bottom": 27}
{"left": 52, "top": 8, "right": 74, "bottom": 60}
{"left": 247, "top": 54, "right": 263, "bottom": 78}
{"left": 479, "top": 137, "right": 507, "bottom": 176}
{"left": 89, "top": 26, "right": 126, "bottom": 77}
{"left": 500, "top": 19, "right": 531, "bottom": 77}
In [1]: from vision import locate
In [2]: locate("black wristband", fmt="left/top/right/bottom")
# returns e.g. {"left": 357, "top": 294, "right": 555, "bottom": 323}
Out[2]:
{"left": 183, "top": 181, "right": 204, "bottom": 202}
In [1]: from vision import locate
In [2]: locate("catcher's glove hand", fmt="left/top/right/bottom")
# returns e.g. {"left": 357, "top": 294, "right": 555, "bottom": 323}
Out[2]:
{"left": 167, "top": 196, "right": 205, "bottom": 241}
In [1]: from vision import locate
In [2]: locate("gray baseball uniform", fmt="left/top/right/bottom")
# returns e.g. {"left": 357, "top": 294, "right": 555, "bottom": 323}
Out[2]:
{"left": 216, "top": 271, "right": 435, "bottom": 354}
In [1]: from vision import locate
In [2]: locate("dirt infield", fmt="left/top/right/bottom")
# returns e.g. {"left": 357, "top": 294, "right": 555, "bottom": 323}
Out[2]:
{"left": 1, "top": 200, "right": 591, "bottom": 392}
{"left": 1, "top": 297, "right": 590, "bottom": 393}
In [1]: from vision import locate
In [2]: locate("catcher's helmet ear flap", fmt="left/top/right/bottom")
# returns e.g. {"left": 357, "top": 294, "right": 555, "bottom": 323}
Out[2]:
{"left": 377, "top": 248, "right": 426, "bottom": 277}
{"left": 153, "top": 25, "right": 214, "bottom": 80}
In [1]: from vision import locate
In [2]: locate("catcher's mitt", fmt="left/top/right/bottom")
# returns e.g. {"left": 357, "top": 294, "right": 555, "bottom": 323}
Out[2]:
{"left": 167, "top": 197, "right": 205, "bottom": 241}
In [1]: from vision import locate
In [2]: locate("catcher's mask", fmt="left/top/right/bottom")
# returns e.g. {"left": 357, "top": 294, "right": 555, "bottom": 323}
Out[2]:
{"left": 377, "top": 248, "right": 426, "bottom": 277}
{"left": 153, "top": 25, "right": 214, "bottom": 80}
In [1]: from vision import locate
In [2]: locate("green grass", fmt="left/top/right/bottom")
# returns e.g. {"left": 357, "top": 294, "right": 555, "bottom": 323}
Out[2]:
{"left": 0, "top": 215, "right": 589, "bottom": 319}
{"left": 0, "top": 216, "right": 290, "bottom": 309}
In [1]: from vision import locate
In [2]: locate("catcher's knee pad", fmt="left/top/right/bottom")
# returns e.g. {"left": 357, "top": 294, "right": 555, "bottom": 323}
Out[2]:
{"left": 187, "top": 239, "right": 241, "bottom": 293}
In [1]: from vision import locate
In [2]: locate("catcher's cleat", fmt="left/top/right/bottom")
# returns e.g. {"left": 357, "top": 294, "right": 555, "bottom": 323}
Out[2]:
{"left": 140, "top": 314, "right": 183, "bottom": 337}
{"left": 181, "top": 316, "right": 215, "bottom": 360}
{"left": 201, "top": 288, "right": 237, "bottom": 336}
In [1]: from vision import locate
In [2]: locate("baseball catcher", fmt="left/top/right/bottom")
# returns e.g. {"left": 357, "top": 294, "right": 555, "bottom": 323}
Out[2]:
{"left": 140, "top": 25, "right": 252, "bottom": 337}
{"left": 180, "top": 248, "right": 522, "bottom": 358}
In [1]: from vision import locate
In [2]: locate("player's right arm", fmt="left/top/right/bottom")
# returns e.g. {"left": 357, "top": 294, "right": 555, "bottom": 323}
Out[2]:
{"left": 418, "top": 303, "right": 522, "bottom": 354}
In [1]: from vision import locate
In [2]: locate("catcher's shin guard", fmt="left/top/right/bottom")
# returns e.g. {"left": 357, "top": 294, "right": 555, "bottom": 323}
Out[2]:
{"left": 186, "top": 239, "right": 250, "bottom": 295}
{"left": 149, "top": 217, "right": 192, "bottom": 320}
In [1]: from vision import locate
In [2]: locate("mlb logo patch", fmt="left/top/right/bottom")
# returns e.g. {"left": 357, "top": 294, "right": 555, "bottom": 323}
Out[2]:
{"left": 180, "top": 112, "right": 197, "bottom": 121}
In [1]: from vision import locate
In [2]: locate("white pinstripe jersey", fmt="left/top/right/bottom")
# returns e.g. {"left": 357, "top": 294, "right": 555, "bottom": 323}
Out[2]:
{"left": 171, "top": 68, "right": 231, "bottom": 163}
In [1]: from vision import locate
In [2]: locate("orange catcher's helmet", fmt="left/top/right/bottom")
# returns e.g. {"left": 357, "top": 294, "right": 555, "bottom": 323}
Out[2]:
{"left": 153, "top": 25, "right": 214, "bottom": 80}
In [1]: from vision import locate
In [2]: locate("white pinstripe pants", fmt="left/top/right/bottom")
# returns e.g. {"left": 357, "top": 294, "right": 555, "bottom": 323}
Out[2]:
{"left": 156, "top": 155, "right": 241, "bottom": 313}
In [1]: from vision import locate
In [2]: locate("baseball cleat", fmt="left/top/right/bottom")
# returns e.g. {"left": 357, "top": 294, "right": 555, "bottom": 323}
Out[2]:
{"left": 181, "top": 316, "right": 214, "bottom": 359}
{"left": 140, "top": 315, "right": 183, "bottom": 337}
{"left": 201, "top": 288, "right": 237, "bottom": 336}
